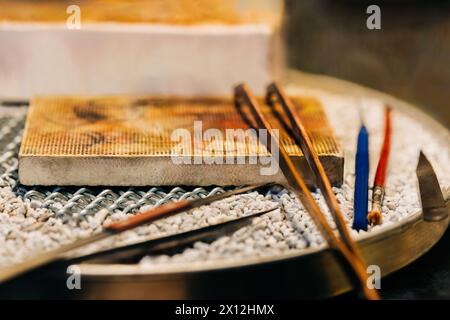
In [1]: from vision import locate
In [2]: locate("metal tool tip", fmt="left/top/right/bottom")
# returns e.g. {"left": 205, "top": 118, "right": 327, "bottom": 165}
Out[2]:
{"left": 417, "top": 150, "right": 428, "bottom": 171}
{"left": 367, "top": 210, "right": 382, "bottom": 225}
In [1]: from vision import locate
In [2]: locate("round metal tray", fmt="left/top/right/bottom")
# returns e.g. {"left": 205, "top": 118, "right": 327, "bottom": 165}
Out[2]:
{"left": 71, "top": 71, "right": 450, "bottom": 299}
{"left": 1, "top": 71, "right": 448, "bottom": 299}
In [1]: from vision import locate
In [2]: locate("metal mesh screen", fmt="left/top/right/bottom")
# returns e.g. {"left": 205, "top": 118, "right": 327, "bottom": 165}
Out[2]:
{"left": 1, "top": 105, "right": 229, "bottom": 219}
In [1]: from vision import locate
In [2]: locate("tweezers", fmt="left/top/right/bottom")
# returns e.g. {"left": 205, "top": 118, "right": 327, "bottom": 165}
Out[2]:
{"left": 234, "top": 83, "right": 379, "bottom": 300}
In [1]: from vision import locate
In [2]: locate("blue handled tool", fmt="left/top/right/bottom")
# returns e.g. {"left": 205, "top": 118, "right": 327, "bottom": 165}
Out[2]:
{"left": 353, "top": 124, "right": 370, "bottom": 231}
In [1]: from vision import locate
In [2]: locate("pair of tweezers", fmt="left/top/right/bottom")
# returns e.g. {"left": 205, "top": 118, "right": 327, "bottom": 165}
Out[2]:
{"left": 0, "top": 183, "right": 278, "bottom": 284}
{"left": 234, "top": 83, "right": 380, "bottom": 300}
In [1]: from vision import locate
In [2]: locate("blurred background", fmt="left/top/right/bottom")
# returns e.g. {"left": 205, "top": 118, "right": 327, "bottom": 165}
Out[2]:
{"left": 285, "top": 0, "right": 450, "bottom": 128}
{"left": 1, "top": 0, "right": 448, "bottom": 126}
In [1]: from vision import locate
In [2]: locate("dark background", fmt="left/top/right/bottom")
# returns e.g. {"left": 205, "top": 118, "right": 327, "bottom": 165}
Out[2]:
{"left": 284, "top": 0, "right": 449, "bottom": 298}
{"left": 284, "top": 0, "right": 450, "bottom": 128}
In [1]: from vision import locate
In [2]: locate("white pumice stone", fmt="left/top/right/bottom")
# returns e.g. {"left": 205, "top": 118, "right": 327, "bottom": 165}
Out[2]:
{"left": 0, "top": 93, "right": 449, "bottom": 268}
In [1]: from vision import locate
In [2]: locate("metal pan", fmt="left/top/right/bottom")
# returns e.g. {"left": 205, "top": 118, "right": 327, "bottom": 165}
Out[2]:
{"left": 1, "top": 71, "right": 447, "bottom": 299}
{"left": 61, "top": 72, "right": 450, "bottom": 299}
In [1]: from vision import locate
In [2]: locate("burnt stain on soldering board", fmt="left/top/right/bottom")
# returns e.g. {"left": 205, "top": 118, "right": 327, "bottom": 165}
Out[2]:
{"left": 21, "top": 96, "right": 344, "bottom": 158}
{"left": 73, "top": 105, "right": 107, "bottom": 123}
{"left": 19, "top": 95, "right": 344, "bottom": 186}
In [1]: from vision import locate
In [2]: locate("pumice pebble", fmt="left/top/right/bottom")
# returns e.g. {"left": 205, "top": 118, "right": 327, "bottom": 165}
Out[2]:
{"left": 0, "top": 93, "right": 449, "bottom": 269}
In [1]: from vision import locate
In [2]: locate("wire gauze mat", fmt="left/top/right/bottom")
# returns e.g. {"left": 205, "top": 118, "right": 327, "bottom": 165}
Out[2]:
{"left": 0, "top": 105, "right": 229, "bottom": 220}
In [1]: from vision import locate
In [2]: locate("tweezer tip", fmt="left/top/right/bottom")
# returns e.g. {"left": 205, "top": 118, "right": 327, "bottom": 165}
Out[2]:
{"left": 417, "top": 150, "right": 428, "bottom": 171}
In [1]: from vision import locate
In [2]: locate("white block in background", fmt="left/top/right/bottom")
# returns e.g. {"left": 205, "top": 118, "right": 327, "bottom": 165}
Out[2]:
{"left": 0, "top": 23, "right": 283, "bottom": 98}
